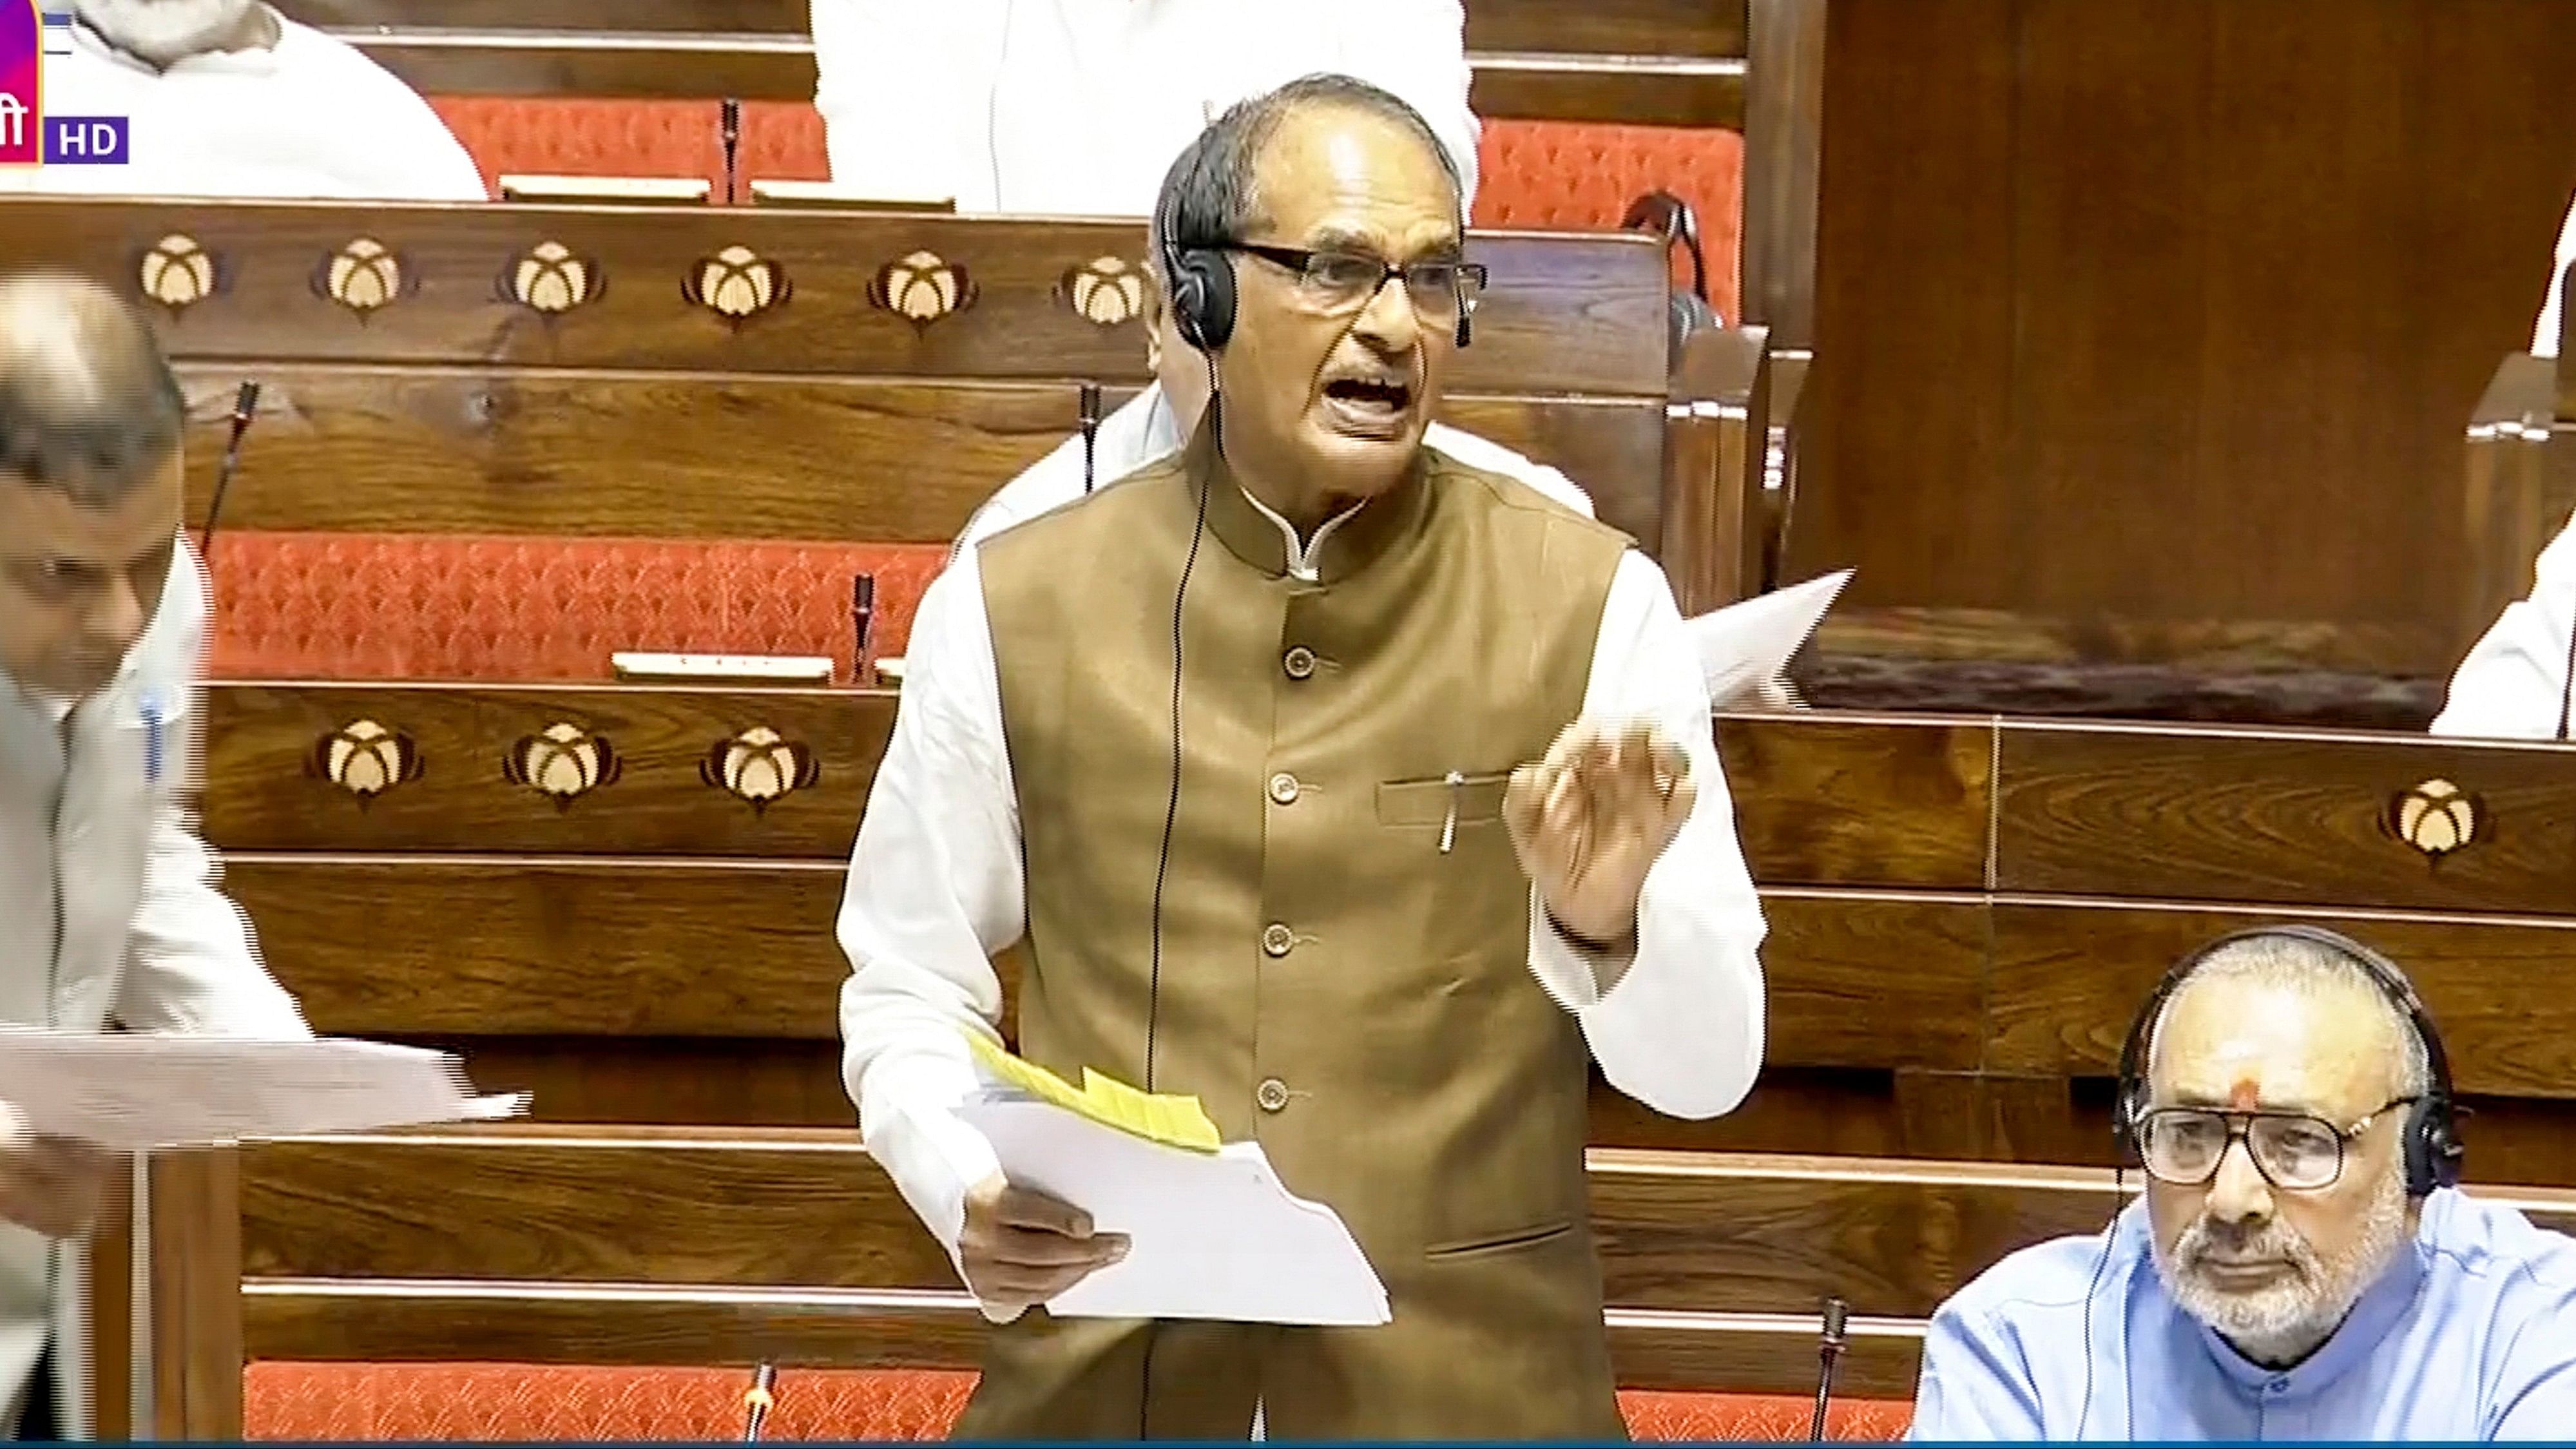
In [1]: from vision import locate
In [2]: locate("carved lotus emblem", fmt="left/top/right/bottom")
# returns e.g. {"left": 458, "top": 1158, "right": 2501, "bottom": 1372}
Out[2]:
{"left": 1062, "top": 256, "right": 1146, "bottom": 327}
{"left": 318, "top": 238, "right": 405, "bottom": 316}
{"left": 701, "top": 726, "right": 819, "bottom": 812}
{"left": 2388, "top": 778, "right": 2479, "bottom": 861}
{"left": 139, "top": 234, "right": 215, "bottom": 314}
{"left": 309, "top": 719, "right": 421, "bottom": 803}
{"left": 870, "top": 250, "right": 974, "bottom": 327}
{"left": 503, "top": 722, "right": 620, "bottom": 807}
{"left": 685, "top": 245, "right": 789, "bottom": 321}
{"left": 505, "top": 240, "right": 600, "bottom": 315}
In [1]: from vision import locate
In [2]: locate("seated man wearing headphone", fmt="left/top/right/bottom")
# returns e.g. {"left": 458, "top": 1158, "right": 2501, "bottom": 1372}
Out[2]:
{"left": 1910, "top": 927, "right": 2576, "bottom": 1439}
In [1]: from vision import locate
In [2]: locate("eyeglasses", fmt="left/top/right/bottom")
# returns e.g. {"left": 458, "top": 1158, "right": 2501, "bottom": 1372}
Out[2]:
{"left": 1224, "top": 242, "right": 1488, "bottom": 320}
{"left": 2132, "top": 1098, "right": 2415, "bottom": 1191}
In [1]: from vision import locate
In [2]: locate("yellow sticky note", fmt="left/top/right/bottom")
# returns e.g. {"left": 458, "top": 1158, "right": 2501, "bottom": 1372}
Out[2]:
{"left": 965, "top": 1032, "right": 1222, "bottom": 1153}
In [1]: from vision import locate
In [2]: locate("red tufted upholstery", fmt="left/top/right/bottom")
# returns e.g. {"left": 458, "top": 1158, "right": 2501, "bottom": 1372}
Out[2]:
{"left": 204, "top": 533, "right": 947, "bottom": 682}
{"left": 242, "top": 1363, "right": 1914, "bottom": 1441}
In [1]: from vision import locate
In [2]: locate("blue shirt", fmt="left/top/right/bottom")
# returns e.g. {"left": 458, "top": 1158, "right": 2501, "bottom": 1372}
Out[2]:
{"left": 1910, "top": 1189, "right": 2576, "bottom": 1440}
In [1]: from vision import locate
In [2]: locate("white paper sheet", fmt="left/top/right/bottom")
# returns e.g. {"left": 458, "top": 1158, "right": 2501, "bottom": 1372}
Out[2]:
{"left": 958, "top": 1093, "right": 1390, "bottom": 1327}
{"left": 0, "top": 1032, "right": 528, "bottom": 1152}
{"left": 1685, "top": 568, "right": 1854, "bottom": 707}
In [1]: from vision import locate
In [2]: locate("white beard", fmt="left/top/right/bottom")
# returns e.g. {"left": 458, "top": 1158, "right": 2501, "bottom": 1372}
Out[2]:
{"left": 70, "top": 0, "right": 262, "bottom": 66}
{"left": 2155, "top": 1168, "right": 2411, "bottom": 1367}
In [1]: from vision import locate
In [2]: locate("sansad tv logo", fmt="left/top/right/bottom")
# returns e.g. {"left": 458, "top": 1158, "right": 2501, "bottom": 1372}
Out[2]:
{"left": 0, "top": 2, "right": 130, "bottom": 167}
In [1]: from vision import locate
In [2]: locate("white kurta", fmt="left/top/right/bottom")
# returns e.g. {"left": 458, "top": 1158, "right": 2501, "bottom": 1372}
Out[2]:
{"left": 954, "top": 385, "right": 1591, "bottom": 555}
{"left": 838, "top": 492, "right": 1771, "bottom": 1315}
{"left": 807, "top": 0, "right": 1481, "bottom": 216}
{"left": 2432, "top": 515, "right": 2576, "bottom": 739}
{"left": 0, "top": 539, "right": 312, "bottom": 1439}
{"left": 0, "top": 14, "right": 486, "bottom": 201}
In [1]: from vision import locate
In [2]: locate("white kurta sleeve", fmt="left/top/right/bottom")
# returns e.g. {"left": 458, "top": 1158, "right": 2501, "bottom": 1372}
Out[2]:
{"left": 2535, "top": 193, "right": 2576, "bottom": 360}
{"left": 1523, "top": 551, "right": 1768, "bottom": 1118}
{"left": 1330, "top": 0, "right": 1482, "bottom": 211}
{"left": 114, "top": 552, "right": 310, "bottom": 1039}
{"left": 808, "top": 0, "right": 972, "bottom": 202}
{"left": 837, "top": 546, "right": 1021, "bottom": 1277}
{"left": 2432, "top": 515, "right": 2576, "bottom": 740}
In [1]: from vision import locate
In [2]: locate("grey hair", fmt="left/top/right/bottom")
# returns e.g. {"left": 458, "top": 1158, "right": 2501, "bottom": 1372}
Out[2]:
{"left": 2148, "top": 933, "right": 2434, "bottom": 1100}
{"left": 0, "top": 270, "right": 187, "bottom": 507}
{"left": 1148, "top": 72, "right": 1465, "bottom": 271}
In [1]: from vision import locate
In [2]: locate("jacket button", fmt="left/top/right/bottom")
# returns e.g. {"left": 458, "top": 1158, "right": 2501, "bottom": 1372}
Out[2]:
{"left": 1261, "top": 923, "right": 1294, "bottom": 957}
{"left": 1282, "top": 646, "right": 1317, "bottom": 680}
{"left": 1256, "top": 1078, "right": 1291, "bottom": 1113}
{"left": 1267, "top": 771, "right": 1300, "bottom": 805}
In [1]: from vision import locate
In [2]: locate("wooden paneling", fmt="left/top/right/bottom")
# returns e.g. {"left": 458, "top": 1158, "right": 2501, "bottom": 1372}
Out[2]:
{"left": 1982, "top": 899, "right": 2576, "bottom": 1099}
{"left": 203, "top": 684, "right": 886, "bottom": 858}
{"left": 12, "top": 202, "right": 1664, "bottom": 396}
{"left": 1995, "top": 720, "right": 2576, "bottom": 911}
{"left": 1800, "top": 0, "right": 2576, "bottom": 680}
{"left": 226, "top": 859, "right": 850, "bottom": 1038}
{"left": 1716, "top": 713, "right": 1988, "bottom": 889}
{"left": 228, "top": 862, "right": 1970, "bottom": 1073}
{"left": 170, "top": 368, "right": 1668, "bottom": 550}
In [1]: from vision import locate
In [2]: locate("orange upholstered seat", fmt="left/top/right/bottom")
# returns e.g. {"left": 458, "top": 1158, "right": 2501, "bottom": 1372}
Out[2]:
{"left": 241, "top": 1363, "right": 1915, "bottom": 1441}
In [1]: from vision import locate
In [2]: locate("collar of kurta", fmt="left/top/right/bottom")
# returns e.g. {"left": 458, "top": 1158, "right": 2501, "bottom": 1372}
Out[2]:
{"left": 1187, "top": 414, "right": 1433, "bottom": 586}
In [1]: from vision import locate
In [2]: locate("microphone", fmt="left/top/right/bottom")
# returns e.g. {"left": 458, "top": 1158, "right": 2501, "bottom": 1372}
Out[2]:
{"left": 740, "top": 1363, "right": 776, "bottom": 1442}
{"left": 720, "top": 98, "right": 743, "bottom": 206}
{"left": 851, "top": 572, "right": 876, "bottom": 686}
{"left": 1079, "top": 381, "right": 1103, "bottom": 495}
{"left": 197, "top": 379, "right": 262, "bottom": 568}
{"left": 1809, "top": 1296, "right": 1849, "bottom": 1441}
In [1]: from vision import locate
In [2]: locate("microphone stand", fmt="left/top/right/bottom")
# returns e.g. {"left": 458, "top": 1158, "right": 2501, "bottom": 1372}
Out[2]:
{"left": 740, "top": 1363, "right": 776, "bottom": 1442}
{"left": 1809, "top": 1296, "right": 1849, "bottom": 1441}
{"left": 198, "top": 379, "right": 262, "bottom": 568}
{"left": 720, "top": 98, "right": 743, "bottom": 206}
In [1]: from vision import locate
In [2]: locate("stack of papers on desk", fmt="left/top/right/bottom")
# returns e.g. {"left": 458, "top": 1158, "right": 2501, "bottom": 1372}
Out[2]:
{"left": 0, "top": 1032, "right": 527, "bottom": 1152}
{"left": 960, "top": 1035, "right": 1389, "bottom": 1326}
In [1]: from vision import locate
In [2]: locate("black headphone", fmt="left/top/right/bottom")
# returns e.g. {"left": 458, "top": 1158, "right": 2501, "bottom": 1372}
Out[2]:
{"left": 2112, "top": 924, "right": 2463, "bottom": 1198}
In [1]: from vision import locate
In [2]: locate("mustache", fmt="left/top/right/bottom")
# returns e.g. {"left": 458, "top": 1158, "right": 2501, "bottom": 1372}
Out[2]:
{"left": 2176, "top": 1216, "right": 2318, "bottom": 1278}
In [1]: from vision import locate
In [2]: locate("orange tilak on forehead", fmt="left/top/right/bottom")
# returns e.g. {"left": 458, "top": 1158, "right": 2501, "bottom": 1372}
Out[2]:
{"left": 2227, "top": 1078, "right": 2262, "bottom": 1111}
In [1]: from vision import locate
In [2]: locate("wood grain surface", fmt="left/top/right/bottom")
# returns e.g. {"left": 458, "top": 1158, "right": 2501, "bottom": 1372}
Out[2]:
{"left": 202, "top": 684, "right": 889, "bottom": 859}
{"left": 224, "top": 860, "right": 1957, "bottom": 1073}
{"left": 1981, "top": 899, "right": 2576, "bottom": 1098}
{"left": 170, "top": 367, "right": 1669, "bottom": 550}
{"left": 1716, "top": 713, "right": 1990, "bottom": 889}
{"left": 224, "top": 858, "right": 852, "bottom": 1037}
{"left": 1995, "top": 720, "right": 2576, "bottom": 912}
{"left": 10, "top": 201, "right": 1666, "bottom": 395}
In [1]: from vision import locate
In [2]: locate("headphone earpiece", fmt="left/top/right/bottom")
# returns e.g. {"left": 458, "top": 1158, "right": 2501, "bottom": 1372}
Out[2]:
{"left": 2111, "top": 924, "right": 2462, "bottom": 1198}
{"left": 1164, "top": 245, "right": 1235, "bottom": 354}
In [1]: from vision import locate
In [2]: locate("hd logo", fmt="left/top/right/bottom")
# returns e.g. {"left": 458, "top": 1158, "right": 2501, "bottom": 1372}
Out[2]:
{"left": 1, "top": 4, "right": 131, "bottom": 166}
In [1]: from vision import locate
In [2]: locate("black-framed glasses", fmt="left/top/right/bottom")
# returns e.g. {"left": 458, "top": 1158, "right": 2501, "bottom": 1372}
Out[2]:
{"left": 2133, "top": 1097, "right": 2415, "bottom": 1191}
{"left": 1224, "top": 242, "right": 1488, "bottom": 320}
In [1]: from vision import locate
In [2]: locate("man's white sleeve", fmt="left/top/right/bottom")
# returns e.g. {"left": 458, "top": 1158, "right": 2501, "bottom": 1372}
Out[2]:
{"left": 2432, "top": 516, "right": 2576, "bottom": 740}
{"left": 838, "top": 546, "right": 1021, "bottom": 1285}
{"left": 1524, "top": 550, "right": 1768, "bottom": 1119}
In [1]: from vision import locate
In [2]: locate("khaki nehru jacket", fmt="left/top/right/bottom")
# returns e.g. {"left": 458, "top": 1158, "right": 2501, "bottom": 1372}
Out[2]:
{"left": 966, "top": 425, "right": 1630, "bottom": 1439}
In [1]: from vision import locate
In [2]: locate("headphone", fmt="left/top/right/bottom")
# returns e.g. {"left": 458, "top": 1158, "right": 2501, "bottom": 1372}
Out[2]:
{"left": 2111, "top": 923, "right": 2464, "bottom": 1198}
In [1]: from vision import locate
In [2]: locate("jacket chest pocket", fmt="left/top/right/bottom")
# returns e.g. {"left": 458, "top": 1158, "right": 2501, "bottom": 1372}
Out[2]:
{"left": 1375, "top": 771, "right": 1513, "bottom": 844}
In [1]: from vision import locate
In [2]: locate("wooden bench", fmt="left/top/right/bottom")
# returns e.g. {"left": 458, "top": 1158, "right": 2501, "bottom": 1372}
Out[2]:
{"left": 115, "top": 1131, "right": 2576, "bottom": 1436}
{"left": 189, "top": 685, "right": 2576, "bottom": 1181}
{"left": 0, "top": 198, "right": 1770, "bottom": 677}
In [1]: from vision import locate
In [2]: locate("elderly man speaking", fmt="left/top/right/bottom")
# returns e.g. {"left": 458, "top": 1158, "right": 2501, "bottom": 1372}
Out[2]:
{"left": 1910, "top": 926, "right": 2576, "bottom": 1439}
{"left": 837, "top": 74, "right": 1768, "bottom": 1439}
{"left": 0, "top": 272, "right": 311, "bottom": 1440}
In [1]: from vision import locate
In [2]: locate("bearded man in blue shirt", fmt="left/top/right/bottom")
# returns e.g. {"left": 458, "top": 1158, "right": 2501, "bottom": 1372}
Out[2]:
{"left": 1910, "top": 925, "right": 2576, "bottom": 1440}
